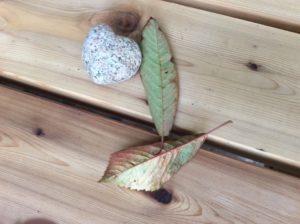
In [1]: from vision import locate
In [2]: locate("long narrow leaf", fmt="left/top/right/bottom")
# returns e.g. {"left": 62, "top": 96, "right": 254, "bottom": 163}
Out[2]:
{"left": 140, "top": 18, "right": 178, "bottom": 138}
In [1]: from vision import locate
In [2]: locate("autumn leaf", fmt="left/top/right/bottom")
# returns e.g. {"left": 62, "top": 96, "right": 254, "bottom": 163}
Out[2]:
{"left": 99, "top": 121, "right": 232, "bottom": 191}
{"left": 140, "top": 18, "right": 178, "bottom": 140}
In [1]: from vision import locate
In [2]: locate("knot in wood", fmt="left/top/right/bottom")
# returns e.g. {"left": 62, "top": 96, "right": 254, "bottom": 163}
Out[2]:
{"left": 111, "top": 11, "right": 140, "bottom": 35}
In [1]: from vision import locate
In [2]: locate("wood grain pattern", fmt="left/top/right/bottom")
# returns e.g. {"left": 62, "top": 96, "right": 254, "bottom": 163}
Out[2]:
{"left": 0, "top": 86, "right": 299, "bottom": 224}
{"left": 0, "top": 0, "right": 300, "bottom": 164}
{"left": 167, "top": 0, "right": 300, "bottom": 33}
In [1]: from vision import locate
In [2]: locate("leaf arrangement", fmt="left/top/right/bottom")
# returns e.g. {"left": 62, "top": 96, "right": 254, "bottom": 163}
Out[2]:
{"left": 100, "top": 18, "right": 232, "bottom": 191}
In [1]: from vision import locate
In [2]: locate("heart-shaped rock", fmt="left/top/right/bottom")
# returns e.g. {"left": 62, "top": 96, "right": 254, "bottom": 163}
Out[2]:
{"left": 82, "top": 24, "right": 142, "bottom": 85}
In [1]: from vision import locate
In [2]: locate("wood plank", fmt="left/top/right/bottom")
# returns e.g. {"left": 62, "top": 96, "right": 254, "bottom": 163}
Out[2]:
{"left": 166, "top": 0, "right": 300, "bottom": 33}
{"left": 0, "top": 86, "right": 299, "bottom": 224}
{"left": 0, "top": 0, "right": 300, "bottom": 164}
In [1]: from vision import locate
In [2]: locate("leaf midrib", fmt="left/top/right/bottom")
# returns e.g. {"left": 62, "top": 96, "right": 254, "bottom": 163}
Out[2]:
{"left": 154, "top": 22, "right": 165, "bottom": 138}
{"left": 107, "top": 133, "right": 206, "bottom": 180}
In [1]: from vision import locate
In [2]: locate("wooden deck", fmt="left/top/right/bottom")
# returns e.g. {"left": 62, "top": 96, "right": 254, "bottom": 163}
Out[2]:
{"left": 0, "top": 0, "right": 300, "bottom": 223}
{"left": 167, "top": 0, "right": 300, "bottom": 32}
{"left": 0, "top": 0, "right": 299, "bottom": 164}
{"left": 0, "top": 86, "right": 299, "bottom": 224}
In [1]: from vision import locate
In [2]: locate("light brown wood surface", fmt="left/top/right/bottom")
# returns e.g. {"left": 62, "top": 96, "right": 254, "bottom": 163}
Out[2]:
{"left": 167, "top": 0, "right": 300, "bottom": 32}
{"left": 0, "top": 85, "right": 299, "bottom": 224}
{"left": 0, "top": 0, "right": 300, "bottom": 164}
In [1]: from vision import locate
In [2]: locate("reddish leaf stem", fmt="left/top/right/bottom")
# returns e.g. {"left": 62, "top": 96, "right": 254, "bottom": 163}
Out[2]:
{"left": 155, "top": 135, "right": 165, "bottom": 154}
{"left": 161, "top": 135, "right": 164, "bottom": 149}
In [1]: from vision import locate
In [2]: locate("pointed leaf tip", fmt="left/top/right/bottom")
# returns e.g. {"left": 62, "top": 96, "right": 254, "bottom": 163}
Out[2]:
{"left": 206, "top": 120, "right": 233, "bottom": 135}
{"left": 98, "top": 177, "right": 108, "bottom": 183}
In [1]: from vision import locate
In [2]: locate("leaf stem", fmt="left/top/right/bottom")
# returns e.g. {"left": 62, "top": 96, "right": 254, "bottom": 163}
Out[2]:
{"left": 161, "top": 135, "right": 164, "bottom": 149}
{"left": 206, "top": 120, "right": 233, "bottom": 135}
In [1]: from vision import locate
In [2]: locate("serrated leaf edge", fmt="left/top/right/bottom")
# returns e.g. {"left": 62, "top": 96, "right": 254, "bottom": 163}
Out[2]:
{"left": 99, "top": 133, "right": 207, "bottom": 184}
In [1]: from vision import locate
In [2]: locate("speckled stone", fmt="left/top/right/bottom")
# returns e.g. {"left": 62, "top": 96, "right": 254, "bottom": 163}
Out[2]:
{"left": 82, "top": 24, "right": 142, "bottom": 85}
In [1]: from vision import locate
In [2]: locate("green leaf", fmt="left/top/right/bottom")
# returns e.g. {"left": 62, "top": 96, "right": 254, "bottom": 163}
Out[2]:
{"left": 140, "top": 18, "right": 178, "bottom": 138}
{"left": 99, "top": 121, "right": 232, "bottom": 191}
{"left": 100, "top": 134, "right": 206, "bottom": 191}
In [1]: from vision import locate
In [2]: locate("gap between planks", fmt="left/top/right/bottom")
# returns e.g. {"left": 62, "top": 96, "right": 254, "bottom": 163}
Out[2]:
{"left": 165, "top": 0, "right": 300, "bottom": 33}
{"left": 0, "top": 81, "right": 300, "bottom": 224}
{"left": 0, "top": 83, "right": 299, "bottom": 224}
{"left": 1, "top": 77, "right": 299, "bottom": 177}
{"left": 1, "top": 0, "right": 300, "bottom": 167}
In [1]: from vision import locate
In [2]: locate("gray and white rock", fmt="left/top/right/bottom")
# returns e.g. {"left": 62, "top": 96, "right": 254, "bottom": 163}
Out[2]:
{"left": 82, "top": 24, "right": 142, "bottom": 85}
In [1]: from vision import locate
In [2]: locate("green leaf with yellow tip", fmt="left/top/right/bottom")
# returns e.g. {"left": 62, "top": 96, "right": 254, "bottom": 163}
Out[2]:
{"left": 140, "top": 18, "right": 178, "bottom": 139}
{"left": 100, "top": 134, "right": 205, "bottom": 191}
{"left": 99, "top": 121, "right": 232, "bottom": 191}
